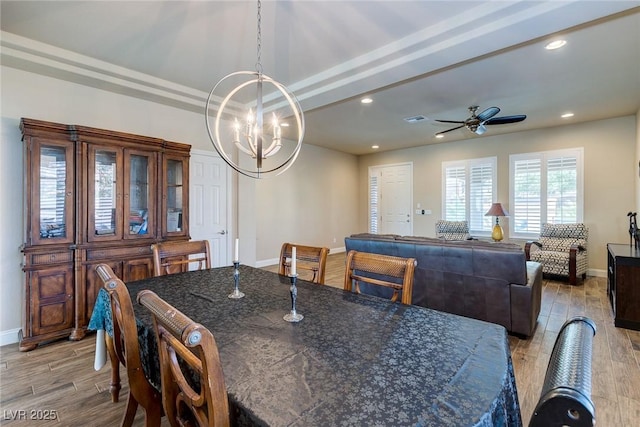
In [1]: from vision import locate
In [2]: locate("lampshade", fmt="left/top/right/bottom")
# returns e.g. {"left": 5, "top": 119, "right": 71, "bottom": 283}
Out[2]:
{"left": 485, "top": 203, "right": 509, "bottom": 217}
{"left": 485, "top": 203, "right": 508, "bottom": 242}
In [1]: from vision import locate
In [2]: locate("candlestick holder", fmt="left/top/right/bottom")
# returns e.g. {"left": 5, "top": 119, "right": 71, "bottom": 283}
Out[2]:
{"left": 283, "top": 274, "right": 303, "bottom": 322}
{"left": 228, "top": 261, "right": 245, "bottom": 299}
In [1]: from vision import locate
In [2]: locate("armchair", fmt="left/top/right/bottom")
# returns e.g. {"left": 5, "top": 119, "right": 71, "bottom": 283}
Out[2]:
{"left": 435, "top": 220, "right": 471, "bottom": 240}
{"left": 525, "top": 223, "right": 588, "bottom": 286}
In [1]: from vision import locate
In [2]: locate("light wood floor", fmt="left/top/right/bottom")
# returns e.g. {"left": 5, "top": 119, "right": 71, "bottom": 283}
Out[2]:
{"left": 1, "top": 253, "right": 639, "bottom": 426}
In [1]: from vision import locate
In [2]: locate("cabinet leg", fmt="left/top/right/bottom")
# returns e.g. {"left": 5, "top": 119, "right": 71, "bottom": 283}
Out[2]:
{"left": 19, "top": 342, "right": 37, "bottom": 352}
{"left": 69, "top": 327, "right": 86, "bottom": 341}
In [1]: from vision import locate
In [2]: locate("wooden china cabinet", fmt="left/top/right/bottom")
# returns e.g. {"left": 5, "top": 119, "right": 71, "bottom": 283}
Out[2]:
{"left": 20, "top": 118, "right": 190, "bottom": 351}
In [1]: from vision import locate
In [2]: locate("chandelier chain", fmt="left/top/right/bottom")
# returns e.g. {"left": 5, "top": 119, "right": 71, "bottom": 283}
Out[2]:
{"left": 256, "top": 0, "right": 263, "bottom": 74}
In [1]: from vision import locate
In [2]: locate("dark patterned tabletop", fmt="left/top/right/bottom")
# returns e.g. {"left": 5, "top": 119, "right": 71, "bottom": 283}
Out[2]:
{"left": 90, "top": 265, "right": 522, "bottom": 427}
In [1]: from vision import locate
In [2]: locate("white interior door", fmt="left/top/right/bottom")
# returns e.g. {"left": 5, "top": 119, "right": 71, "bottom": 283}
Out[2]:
{"left": 189, "top": 150, "right": 229, "bottom": 267}
{"left": 374, "top": 163, "right": 413, "bottom": 235}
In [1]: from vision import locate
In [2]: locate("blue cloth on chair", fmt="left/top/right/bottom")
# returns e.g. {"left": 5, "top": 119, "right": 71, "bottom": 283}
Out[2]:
{"left": 88, "top": 288, "right": 113, "bottom": 336}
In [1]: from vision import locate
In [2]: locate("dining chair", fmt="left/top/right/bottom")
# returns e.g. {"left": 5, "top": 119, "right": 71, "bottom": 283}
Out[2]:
{"left": 151, "top": 239, "right": 212, "bottom": 276}
{"left": 343, "top": 250, "right": 417, "bottom": 305}
{"left": 137, "top": 290, "right": 230, "bottom": 427}
{"left": 95, "top": 263, "right": 163, "bottom": 427}
{"left": 529, "top": 316, "right": 596, "bottom": 427}
{"left": 278, "top": 242, "right": 330, "bottom": 284}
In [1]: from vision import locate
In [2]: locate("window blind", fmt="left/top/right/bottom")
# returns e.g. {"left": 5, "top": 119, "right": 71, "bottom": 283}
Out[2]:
{"left": 369, "top": 173, "right": 379, "bottom": 233}
{"left": 442, "top": 157, "right": 496, "bottom": 234}
{"left": 444, "top": 165, "right": 466, "bottom": 221}
{"left": 510, "top": 148, "right": 582, "bottom": 238}
{"left": 513, "top": 158, "right": 541, "bottom": 234}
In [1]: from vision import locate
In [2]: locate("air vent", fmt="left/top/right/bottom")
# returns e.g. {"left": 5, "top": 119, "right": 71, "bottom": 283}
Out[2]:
{"left": 403, "top": 115, "right": 427, "bottom": 123}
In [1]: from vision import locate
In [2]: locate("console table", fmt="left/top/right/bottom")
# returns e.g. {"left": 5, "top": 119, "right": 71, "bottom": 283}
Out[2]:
{"left": 607, "top": 243, "right": 640, "bottom": 330}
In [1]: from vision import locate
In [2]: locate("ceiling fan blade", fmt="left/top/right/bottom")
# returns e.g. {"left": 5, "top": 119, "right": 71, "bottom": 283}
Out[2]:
{"left": 435, "top": 119, "right": 465, "bottom": 124}
{"left": 485, "top": 115, "right": 527, "bottom": 125}
{"left": 435, "top": 125, "right": 465, "bottom": 135}
{"left": 475, "top": 124, "right": 487, "bottom": 135}
{"left": 476, "top": 106, "right": 500, "bottom": 122}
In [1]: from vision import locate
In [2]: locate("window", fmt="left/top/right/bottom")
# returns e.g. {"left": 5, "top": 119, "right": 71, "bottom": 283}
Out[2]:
{"left": 510, "top": 148, "right": 583, "bottom": 239}
{"left": 369, "top": 173, "right": 379, "bottom": 233}
{"left": 442, "top": 157, "right": 496, "bottom": 235}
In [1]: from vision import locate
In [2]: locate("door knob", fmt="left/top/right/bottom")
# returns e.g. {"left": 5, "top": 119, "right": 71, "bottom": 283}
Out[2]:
{"left": 218, "top": 230, "right": 227, "bottom": 235}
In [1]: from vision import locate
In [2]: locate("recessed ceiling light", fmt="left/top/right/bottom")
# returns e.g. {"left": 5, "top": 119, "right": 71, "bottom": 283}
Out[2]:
{"left": 435, "top": 134, "right": 444, "bottom": 139}
{"left": 545, "top": 40, "right": 567, "bottom": 50}
{"left": 361, "top": 97, "right": 373, "bottom": 104}
{"left": 371, "top": 145, "right": 379, "bottom": 149}
{"left": 561, "top": 112, "right": 574, "bottom": 118}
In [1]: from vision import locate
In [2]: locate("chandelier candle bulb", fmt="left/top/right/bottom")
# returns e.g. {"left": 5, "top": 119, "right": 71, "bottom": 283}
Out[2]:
{"left": 291, "top": 246, "right": 297, "bottom": 276}
{"left": 233, "top": 119, "right": 240, "bottom": 142}
{"left": 272, "top": 113, "right": 281, "bottom": 139}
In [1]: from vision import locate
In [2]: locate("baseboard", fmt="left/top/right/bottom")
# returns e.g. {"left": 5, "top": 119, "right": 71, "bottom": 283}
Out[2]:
{"left": 0, "top": 328, "right": 21, "bottom": 347}
{"left": 255, "top": 246, "right": 346, "bottom": 268}
{"left": 588, "top": 268, "right": 606, "bottom": 278}
{"left": 255, "top": 258, "right": 279, "bottom": 268}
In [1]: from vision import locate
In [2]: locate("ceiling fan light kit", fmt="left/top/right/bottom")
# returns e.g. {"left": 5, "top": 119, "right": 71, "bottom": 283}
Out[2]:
{"left": 435, "top": 105, "right": 526, "bottom": 137}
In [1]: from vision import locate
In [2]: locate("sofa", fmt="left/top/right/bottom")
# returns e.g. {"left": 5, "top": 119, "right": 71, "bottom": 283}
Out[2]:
{"left": 345, "top": 233, "right": 543, "bottom": 336}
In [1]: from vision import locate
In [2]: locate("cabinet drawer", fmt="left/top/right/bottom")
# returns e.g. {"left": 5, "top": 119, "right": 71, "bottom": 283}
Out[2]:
{"left": 86, "top": 245, "right": 152, "bottom": 261}
{"left": 26, "top": 251, "right": 73, "bottom": 267}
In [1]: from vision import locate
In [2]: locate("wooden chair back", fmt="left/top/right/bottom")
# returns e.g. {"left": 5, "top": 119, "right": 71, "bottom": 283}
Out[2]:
{"left": 343, "top": 250, "right": 416, "bottom": 305}
{"left": 95, "top": 263, "right": 162, "bottom": 427}
{"left": 138, "top": 290, "right": 230, "bottom": 427}
{"left": 151, "top": 240, "right": 211, "bottom": 276}
{"left": 278, "top": 243, "right": 330, "bottom": 284}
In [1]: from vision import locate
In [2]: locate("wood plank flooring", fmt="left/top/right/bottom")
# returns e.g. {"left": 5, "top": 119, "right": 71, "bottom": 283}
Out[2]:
{"left": 1, "top": 252, "right": 639, "bottom": 426}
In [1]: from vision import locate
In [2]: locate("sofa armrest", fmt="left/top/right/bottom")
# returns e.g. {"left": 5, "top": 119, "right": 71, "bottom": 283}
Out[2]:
{"left": 510, "top": 261, "right": 543, "bottom": 336}
{"left": 524, "top": 241, "right": 543, "bottom": 261}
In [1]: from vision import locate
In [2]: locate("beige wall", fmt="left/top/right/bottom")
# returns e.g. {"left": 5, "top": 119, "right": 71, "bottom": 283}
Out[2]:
{"left": 0, "top": 66, "right": 358, "bottom": 343}
{"left": 254, "top": 143, "right": 358, "bottom": 262}
{"left": 636, "top": 109, "right": 640, "bottom": 213}
{"left": 357, "top": 115, "right": 637, "bottom": 273}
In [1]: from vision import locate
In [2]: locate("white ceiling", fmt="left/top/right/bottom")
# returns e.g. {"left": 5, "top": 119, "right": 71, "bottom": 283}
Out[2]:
{"left": 2, "top": 1, "right": 639, "bottom": 155}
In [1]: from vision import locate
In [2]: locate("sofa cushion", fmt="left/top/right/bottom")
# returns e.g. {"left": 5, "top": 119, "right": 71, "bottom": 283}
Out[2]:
{"left": 349, "top": 233, "right": 398, "bottom": 240}
{"left": 395, "top": 235, "right": 444, "bottom": 244}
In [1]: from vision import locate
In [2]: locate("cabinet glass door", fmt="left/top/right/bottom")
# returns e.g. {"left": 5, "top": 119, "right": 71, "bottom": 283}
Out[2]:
{"left": 32, "top": 140, "right": 74, "bottom": 245}
{"left": 164, "top": 156, "right": 188, "bottom": 236}
{"left": 89, "top": 147, "right": 122, "bottom": 241}
{"left": 124, "top": 150, "right": 156, "bottom": 239}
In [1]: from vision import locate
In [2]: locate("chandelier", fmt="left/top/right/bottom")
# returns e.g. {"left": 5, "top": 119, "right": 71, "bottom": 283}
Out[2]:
{"left": 205, "top": 0, "right": 304, "bottom": 179}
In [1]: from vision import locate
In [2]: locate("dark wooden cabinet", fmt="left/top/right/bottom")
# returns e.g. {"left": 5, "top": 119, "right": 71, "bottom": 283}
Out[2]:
{"left": 20, "top": 118, "right": 191, "bottom": 350}
{"left": 607, "top": 243, "right": 640, "bottom": 331}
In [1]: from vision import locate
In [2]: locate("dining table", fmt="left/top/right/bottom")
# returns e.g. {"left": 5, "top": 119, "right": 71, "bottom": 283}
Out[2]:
{"left": 88, "top": 265, "right": 522, "bottom": 427}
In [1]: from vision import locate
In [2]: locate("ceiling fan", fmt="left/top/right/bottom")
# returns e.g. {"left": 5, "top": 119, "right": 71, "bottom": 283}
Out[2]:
{"left": 435, "top": 105, "right": 526, "bottom": 136}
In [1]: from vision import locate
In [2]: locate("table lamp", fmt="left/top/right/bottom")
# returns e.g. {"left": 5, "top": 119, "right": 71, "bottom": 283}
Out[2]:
{"left": 485, "top": 203, "right": 509, "bottom": 242}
